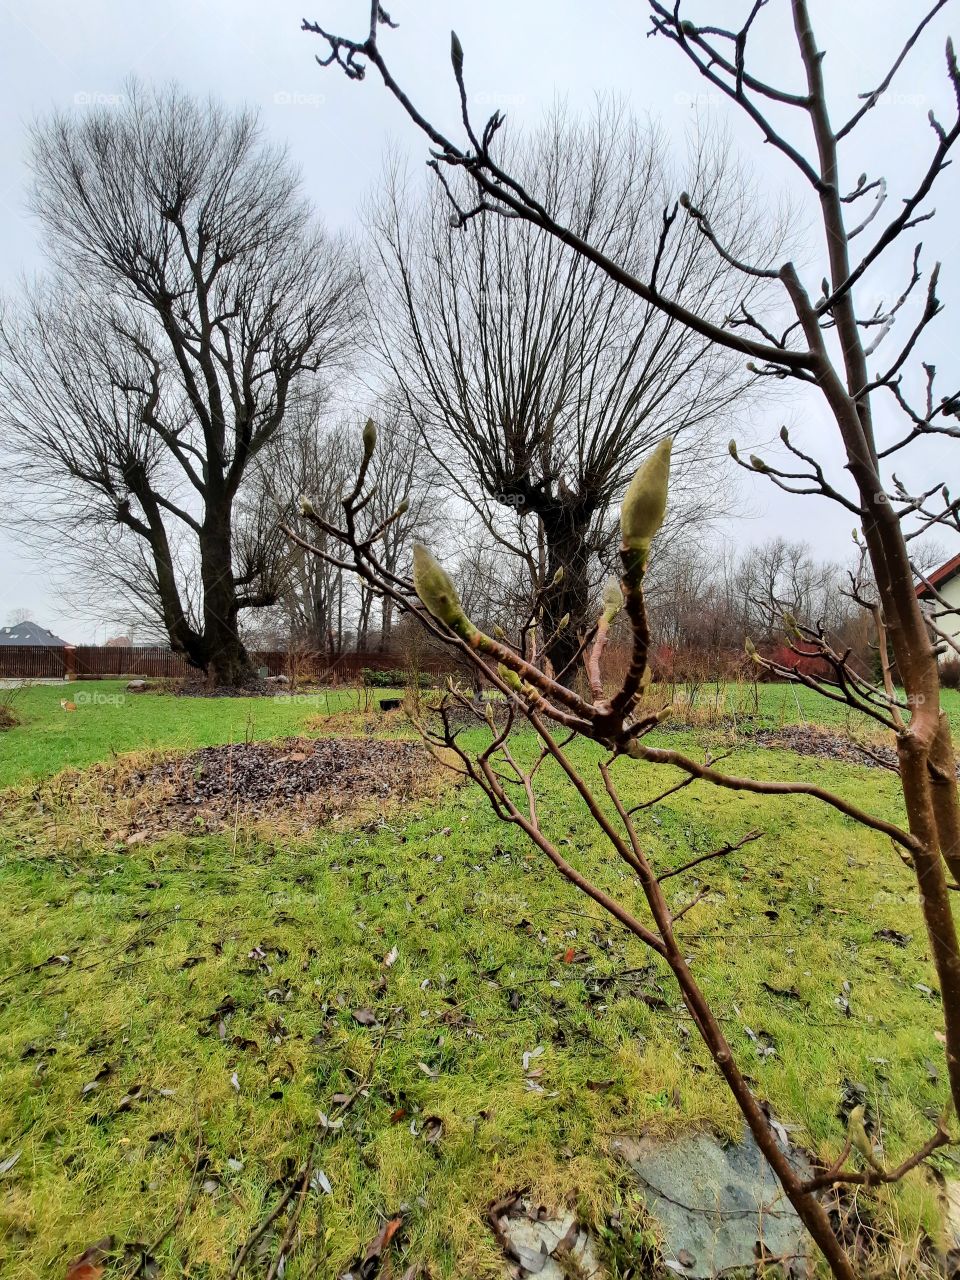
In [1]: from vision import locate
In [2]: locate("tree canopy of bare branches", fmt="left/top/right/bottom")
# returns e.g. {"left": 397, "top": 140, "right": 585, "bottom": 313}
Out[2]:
{"left": 0, "top": 82, "right": 356, "bottom": 685}
{"left": 366, "top": 108, "right": 774, "bottom": 677}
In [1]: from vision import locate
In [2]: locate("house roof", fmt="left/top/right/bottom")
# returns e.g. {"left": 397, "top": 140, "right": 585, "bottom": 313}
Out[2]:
{"left": 916, "top": 551, "right": 960, "bottom": 599}
{"left": 0, "top": 622, "right": 67, "bottom": 647}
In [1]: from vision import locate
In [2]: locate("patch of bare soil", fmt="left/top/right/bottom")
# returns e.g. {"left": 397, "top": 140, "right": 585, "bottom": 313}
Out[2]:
{"left": 110, "top": 736, "right": 436, "bottom": 836}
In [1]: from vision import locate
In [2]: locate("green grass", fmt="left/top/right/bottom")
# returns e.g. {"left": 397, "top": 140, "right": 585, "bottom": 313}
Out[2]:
{"left": 0, "top": 681, "right": 373, "bottom": 789}
{"left": 0, "top": 683, "right": 957, "bottom": 1276}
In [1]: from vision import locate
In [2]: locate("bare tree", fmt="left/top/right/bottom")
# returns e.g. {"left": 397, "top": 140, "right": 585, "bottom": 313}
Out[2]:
{"left": 267, "top": 400, "right": 441, "bottom": 654}
{"left": 302, "top": 5, "right": 960, "bottom": 1276}
{"left": 0, "top": 83, "right": 355, "bottom": 686}
{"left": 366, "top": 112, "right": 771, "bottom": 677}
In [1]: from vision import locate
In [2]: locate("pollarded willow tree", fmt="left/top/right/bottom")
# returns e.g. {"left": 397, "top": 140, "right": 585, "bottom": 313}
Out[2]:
{"left": 297, "top": 4, "right": 960, "bottom": 1276}
{"left": 0, "top": 83, "right": 355, "bottom": 686}
{"left": 367, "top": 110, "right": 773, "bottom": 677}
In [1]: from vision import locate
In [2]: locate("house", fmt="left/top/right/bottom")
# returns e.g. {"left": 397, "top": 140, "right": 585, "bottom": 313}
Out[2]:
{"left": 0, "top": 621, "right": 67, "bottom": 647}
{"left": 916, "top": 552, "right": 960, "bottom": 648}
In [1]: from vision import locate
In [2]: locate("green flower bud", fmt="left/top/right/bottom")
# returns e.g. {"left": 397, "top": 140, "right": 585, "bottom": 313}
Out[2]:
{"left": 728, "top": 439, "right": 739, "bottom": 460}
{"left": 395, "top": 496, "right": 410, "bottom": 516}
{"left": 412, "top": 544, "right": 475, "bottom": 637}
{"left": 779, "top": 425, "right": 790, "bottom": 444}
{"left": 493, "top": 624, "right": 508, "bottom": 640}
{"left": 602, "top": 577, "right": 624, "bottom": 621}
{"left": 362, "top": 418, "right": 377, "bottom": 457}
{"left": 300, "top": 496, "right": 316, "bottom": 517}
{"left": 451, "top": 30, "right": 464, "bottom": 76}
{"left": 749, "top": 454, "right": 769, "bottom": 473}
{"left": 551, "top": 566, "right": 564, "bottom": 587}
{"left": 497, "top": 663, "right": 522, "bottom": 692}
{"left": 621, "top": 438, "right": 672, "bottom": 557}
{"left": 557, "top": 613, "right": 570, "bottom": 631}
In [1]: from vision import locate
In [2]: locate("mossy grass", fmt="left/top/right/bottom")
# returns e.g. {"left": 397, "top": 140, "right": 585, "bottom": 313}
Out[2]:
{"left": 0, "top": 687, "right": 957, "bottom": 1274}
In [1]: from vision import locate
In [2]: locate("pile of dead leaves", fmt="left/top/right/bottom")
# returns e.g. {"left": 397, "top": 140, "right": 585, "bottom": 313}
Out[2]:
{"left": 748, "top": 723, "right": 957, "bottom": 774}
{"left": 109, "top": 736, "right": 435, "bottom": 836}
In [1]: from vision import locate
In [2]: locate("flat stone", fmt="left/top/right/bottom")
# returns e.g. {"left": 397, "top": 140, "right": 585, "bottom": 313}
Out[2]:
{"left": 614, "top": 1128, "right": 812, "bottom": 1278}
{"left": 496, "top": 1197, "right": 605, "bottom": 1278}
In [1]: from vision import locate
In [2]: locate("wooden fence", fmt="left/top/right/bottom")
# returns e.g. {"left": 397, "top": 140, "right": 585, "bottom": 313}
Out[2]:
{"left": 0, "top": 644, "right": 456, "bottom": 683}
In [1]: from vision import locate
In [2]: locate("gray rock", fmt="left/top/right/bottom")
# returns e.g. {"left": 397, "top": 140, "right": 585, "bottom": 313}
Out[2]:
{"left": 614, "top": 1127, "right": 813, "bottom": 1278}
{"left": 495, "top": 1197, "right": 605, "bottom": 1279}
{"left": 126, "top": 679, "right": 149, "bottom": 693}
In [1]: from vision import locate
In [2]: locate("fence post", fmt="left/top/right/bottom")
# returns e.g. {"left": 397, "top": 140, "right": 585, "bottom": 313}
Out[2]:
{"left": 62, "top": 645, "right": 77, "bottom": 682}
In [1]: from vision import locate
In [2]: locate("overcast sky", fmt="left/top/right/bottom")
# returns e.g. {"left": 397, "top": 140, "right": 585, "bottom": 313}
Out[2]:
{"left": 0, "top": 0, "right": 956, "bottom": 641}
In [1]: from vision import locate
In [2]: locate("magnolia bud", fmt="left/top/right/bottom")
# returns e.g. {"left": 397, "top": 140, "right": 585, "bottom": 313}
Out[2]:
{"left": 395, "top": 496, "right": 410, "bottom": 516}
{"left": 749, "top": 454, "right": 769, "bottom": 472}
{"left": 451, "top": 30, "right": 464, "bottom": 76}
{"left": 493, "top": 624, "right": 507, "bottom": 640}
{"left": 362, "top": 418, "right": 377, "bottom": 457}
{"left": 557, "top": 613, "right": 570, "bottom": 631}
{"left": 497, "top": 663, "right": 522, "bottom": 692}
{"left": 602, "top": 577, "right": 624, "bottom": 620}
{"left": 678, "top": 191, "right": 690, "bottom": 208}
{"left": 299, "top": 496, "right": 316, "bottom": 517}
{"left": 728, "top": 439, "right": 739, "bottom": 459}
{"left": 779, "top": 425, "right": 790, "bottom": 443}
{"left": 412, "top": 544, "right": 475, "bottom": 637}
{"left": 621, "top": 437, "right": 672, "bottom": 558}
{"left": 551, "top": 566, "right": 564, "bottom": 587}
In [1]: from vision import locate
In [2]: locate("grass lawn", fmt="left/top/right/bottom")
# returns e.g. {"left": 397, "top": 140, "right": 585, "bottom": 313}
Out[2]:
{"left": 0, "top": 682, "right": 369, "bottom": 790}
{"left": 0, "top": 682, "right": 957, "bottom": 1276}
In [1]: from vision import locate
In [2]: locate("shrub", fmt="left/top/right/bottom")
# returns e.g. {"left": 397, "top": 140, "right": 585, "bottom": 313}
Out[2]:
{"left": 941, "top": 656, "right": 960, "bottom": 690}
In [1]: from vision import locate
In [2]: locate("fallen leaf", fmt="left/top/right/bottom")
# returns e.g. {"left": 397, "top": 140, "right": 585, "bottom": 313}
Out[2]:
{"left": 422, "top": 1116, "right": 443, "bottom": 1144}
{"left": 0, "top": 1149, "right": 21, "bottom": 1175}
{"left": 66, "top": 1239, "right": 113, "bottom": 1280}
{"left": 383, "top": 946, "right": 399, "bottom": 968}
{"left": 352, "top": 1009, "right": 377, "bottom": 1027}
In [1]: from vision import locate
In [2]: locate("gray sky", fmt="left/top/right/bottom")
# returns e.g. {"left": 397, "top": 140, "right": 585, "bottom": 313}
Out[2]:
{"left": 0, "top": 0, "right": 956, "bottom": 640}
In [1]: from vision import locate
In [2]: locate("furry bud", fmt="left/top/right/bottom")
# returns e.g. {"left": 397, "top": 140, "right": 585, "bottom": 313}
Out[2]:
{"left": 728, "top": 440, "right": 739, "bottom": 460}
{"left": 299, "top": 496, "right": 316, "bottom": 517}
{"left": 497, "top": 663, "right": 522, "bottom": 692}
{"left": 621, "top": 437, "right": 672, "bottom": 559}
{"left": 749, "top": 454, "right": 769, "bottom": 473}
{"left": 602, "top": 577, "right": 624, "bottom": 620}
{"left": 412, "top": 545, "right": 475, "bottom": 637}
{"left": 362, "top": 418, "right": 377, "bottom": 457}
{"left": 451, "top": 30, "right": 464, "bottom": 76}
{"left": 557, "top": 613, "right": 570, "bottom": 631}
{"left": 395, "top": 496, "right": 410, "bottom": 516}
{"left": 551, "top": 566, "right": 564, "bottom": 587}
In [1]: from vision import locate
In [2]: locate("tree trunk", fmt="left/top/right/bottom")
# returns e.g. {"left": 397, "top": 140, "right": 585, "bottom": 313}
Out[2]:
{"left": 199, "top": 504, "right": 254, "bottom": 687}
{"left": 540, "top": 506, "right": 592, "bottom": 684}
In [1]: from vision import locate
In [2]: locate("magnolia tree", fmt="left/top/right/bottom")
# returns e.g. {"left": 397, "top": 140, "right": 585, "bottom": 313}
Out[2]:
{"left": 285, "top": 424, "right": 948, "bottom": 1280}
